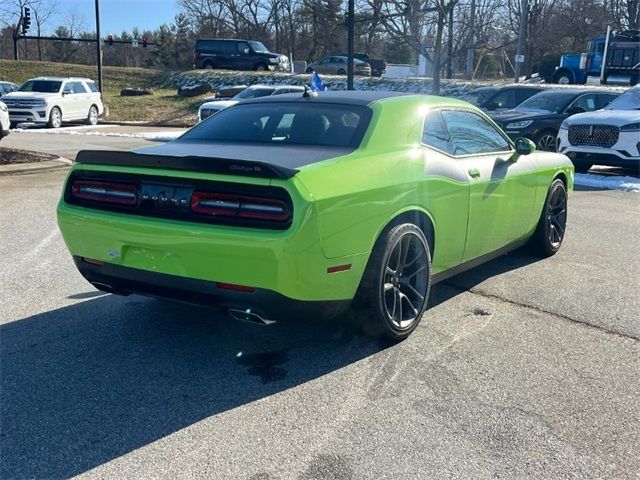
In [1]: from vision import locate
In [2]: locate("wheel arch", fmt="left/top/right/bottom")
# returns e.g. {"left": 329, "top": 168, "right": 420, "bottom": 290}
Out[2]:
{"left": 553, "top": 171, "right": 568, "bottom": 188}
{"left": 373, "top": 207, "right": 436, "bottom": 259}
{"left": 553, "top": 68, "right": 575, "bottom": 84}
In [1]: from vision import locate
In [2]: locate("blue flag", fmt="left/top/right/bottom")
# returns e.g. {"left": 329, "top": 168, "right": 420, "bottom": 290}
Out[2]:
{"left": 310, "top": 72, "right": 327, "bottom": 92}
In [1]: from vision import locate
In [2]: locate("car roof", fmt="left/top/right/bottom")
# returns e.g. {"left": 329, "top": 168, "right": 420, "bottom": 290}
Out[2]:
{"left": 28, "top": 77, "right": 94, "bottom": 82}
{"left": 474, "top": 84, "right": 545, "bottom": 92}
{"left": 532, "top": 88, "right": 618, "bottom": 95}
{"left": 242, "top": 90, "right": 421, "bottom": 106}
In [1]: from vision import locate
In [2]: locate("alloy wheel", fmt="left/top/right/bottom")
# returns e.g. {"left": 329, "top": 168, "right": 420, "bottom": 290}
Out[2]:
{"left": 547, "top": 185, "right": 567, "bottom": 248}
{"left": 88, "top": 107, "right": 98, "bottom": 125}
{"left": 557, "top": 75, "right": 571, "bottom": 85}
{"left": 50, "top": 108, "right": 62, "bottom": 128}
{"left": 537, "top": 134, "right": 556, "bottom": 152}
{"left": 382, "top": 232, "right": 429, "bottom": 330}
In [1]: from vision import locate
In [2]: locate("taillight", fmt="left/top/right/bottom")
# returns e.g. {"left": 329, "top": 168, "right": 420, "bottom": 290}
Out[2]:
{"left": 191, "top": 191, "right": 290, "bottom": 222}
{"left": 71, "top": 180, "right": 138, "bottom": 205}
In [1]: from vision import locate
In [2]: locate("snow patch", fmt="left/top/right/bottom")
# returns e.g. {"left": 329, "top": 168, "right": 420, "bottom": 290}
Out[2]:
{"left": 574, "top": 173, "right": 640, "bottom": 192}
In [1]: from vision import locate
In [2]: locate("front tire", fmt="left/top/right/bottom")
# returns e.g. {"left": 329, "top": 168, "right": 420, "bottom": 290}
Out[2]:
{"left": 535, "top": 130, "right": 558, "bottom": 152}
{"left": 47, "top": 107, "right": 62, "bottom": 128}
{"left": 337, "top": 68, "right": 346, "bottom": 75}
{"left": 255, "top": 63, "right": 267, "bottom": 71}
{"left": 352, "top": 223, "right": 432, "bottom": 341}
{"left": 553, "top": 69, "right": 574, "bottom": 85}
{"left": 529, "top": 179, "right": 568, "bottom": 257}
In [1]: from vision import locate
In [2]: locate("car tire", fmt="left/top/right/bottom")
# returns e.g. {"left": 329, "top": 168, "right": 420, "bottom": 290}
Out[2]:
{"left": 352, "top": 223, "right": 432, "bottom": 341}
{"left": 553, "top": 69, "right": 574, "bottom": 85}
{"left": 255, "top": 63, "right": 268, "bottom": 71}
{"left": 86, "top": 105, "right": 98, "bottom": 125}
{"left": 534, "top": 130, "right": 558, "bottom": 152}
{"left": 529, "top": 179, "right": 568, "bottom": 257}
{"left": 203, "top": 61, "right": 215, "bottom": 69}
{"left": 47, "top": 107, "right": 62, "bottom": 128}
{"left": 305, "top": 67, "right": 314, "bottom": 74}
{"left": 337, "top": 68, "right": 346, "bottom": 75}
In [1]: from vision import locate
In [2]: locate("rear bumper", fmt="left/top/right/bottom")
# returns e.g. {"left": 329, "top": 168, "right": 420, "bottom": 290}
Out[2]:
{"left": 74, "top": 256, "right": 350, "bottom": 320}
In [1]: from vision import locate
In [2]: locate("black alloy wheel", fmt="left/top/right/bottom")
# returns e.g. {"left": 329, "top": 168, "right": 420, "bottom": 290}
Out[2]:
{"left": 530, "top": 179, "right": 568, "bottom": 256}
{"left": 353, "top": 223, "right": 432, "bottom": 341}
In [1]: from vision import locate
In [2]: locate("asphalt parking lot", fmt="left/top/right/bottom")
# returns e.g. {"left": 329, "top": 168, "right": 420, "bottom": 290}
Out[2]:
{"left": 1, "top": 135, "right": 639, "bottom": 479}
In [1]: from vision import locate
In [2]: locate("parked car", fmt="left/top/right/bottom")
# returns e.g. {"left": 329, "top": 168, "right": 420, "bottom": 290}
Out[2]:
{"left": 2, "top": 77, "right": 104, "bottom": 128}
{"left": 557, "top": 84, "right": 640, "bottom": 172}
{"left": 460, "top": 85, "right": 546, "bottom": 113}
{"left": 194, "top": 38, "right": 289, "bottom": 72}
{"left": 491, "top": 88, "right": 619, "bottom": 151}
{"left": 334, "top": 52, "right": 386, "bottom": 77}
{"left": 0, "top": 101, "right": 10, "bottom": 141}
{"left": 306, "top": 56, "right": 371, "bottom": 76}
{"left": 198, "top": 85, "right": 306, "bottom": 121}
{"left": 0, "top": 81, "right": 18, "bottom": 97}
{"left": 57, "top": 91, "right": 573, "bottom": 341}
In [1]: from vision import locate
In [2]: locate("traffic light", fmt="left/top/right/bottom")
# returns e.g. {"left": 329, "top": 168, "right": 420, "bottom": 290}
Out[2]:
{"left": 21, "top": 7, "right": 31, "bottom": 34}
{"left": 142, "top": 35, "right": 148, "bottom": 48}
{"left": 107, "top": 34, "right": 114, "bottom": 46}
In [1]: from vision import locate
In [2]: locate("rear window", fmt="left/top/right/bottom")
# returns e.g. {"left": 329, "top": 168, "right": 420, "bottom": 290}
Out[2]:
{"left": 19, "top": 80, "right": 62, "bottom": 93}
{"left": 180, "top": 103, "right": 372, "bottom": 148}
{"left": 86, "top": 81, "right": 99, "bottom": 93}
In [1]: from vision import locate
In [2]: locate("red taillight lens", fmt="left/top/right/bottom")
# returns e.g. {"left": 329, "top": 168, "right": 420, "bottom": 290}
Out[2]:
{"left": 71, "top": 180, "right": 138, "bottom": 205}
{"left": 191, "top": 191, "right": 290, "bottom": 222}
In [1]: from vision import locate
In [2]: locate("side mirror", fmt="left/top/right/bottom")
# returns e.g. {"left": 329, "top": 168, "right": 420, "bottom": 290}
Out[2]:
{"left": 515, "top": 137, "right": 536, "bottom": 156}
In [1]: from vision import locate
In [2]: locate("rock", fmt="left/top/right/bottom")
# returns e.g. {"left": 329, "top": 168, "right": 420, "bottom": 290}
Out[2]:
{"left": 120, "top": 88, "right": 154, "bottom": 96}
{"left": 177, "top": 84, "right": 212, "bottom": 97}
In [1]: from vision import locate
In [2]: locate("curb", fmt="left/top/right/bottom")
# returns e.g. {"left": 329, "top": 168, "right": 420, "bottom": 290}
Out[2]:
{"left": 99, "top": 120, "right": 195, "bottom": 128}
{"left": 0, "top": 157, "right": 73, "bottom": 176}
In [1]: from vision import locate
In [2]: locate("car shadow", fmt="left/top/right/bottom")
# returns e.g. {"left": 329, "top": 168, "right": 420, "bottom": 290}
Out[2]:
{"left": 0, "top": 296, "right": 387, "bottom": 479}
{"left": 2, "top": 248, "right": 540, "bottom": 479}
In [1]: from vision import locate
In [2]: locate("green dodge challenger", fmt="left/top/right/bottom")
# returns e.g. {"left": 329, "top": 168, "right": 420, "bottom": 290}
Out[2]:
{"left": 57, "top": 91, "right": 574, "bottom": 340}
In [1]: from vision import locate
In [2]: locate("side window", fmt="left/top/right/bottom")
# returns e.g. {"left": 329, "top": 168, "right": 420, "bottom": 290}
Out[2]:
{"left": 86, "top": 82, "right": 99, "bottom": 93}
{"left": 237, "top": 42, "right": 250, "bottom": 54}
{"left": 0, "top": 84, "right": 5, "bottom": 95}
{"left": 489, "top": 89, "right": 517, "bottom": 109}
{"left": 597, "top": 94, "right": 617, "bottom": 109}
{"left": 441, "top": 110, "right": 512, "bottom": 155}
{"left": 517, "top": 89, "right": 538, "bottom": 104}
{"left": 69, "top": 82, "right": 88, "bottom": 94}
{"left": 569, "top": 94, "right": 597, "bottom": 112}
{"left": 422, "top": 111, "right": 453, "bottom": 154}
{"left": 319, "top": 58, "right": 330, "bottom": 65}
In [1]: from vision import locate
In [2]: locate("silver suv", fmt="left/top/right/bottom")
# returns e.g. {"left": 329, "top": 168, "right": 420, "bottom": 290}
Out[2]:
{"left": 2, "top": 77, "right": 104, "bottom": 128}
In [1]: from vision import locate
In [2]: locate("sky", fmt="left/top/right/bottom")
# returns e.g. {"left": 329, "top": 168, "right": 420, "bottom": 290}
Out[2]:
{"left": 48, "top": 0, "right": 180, "bottom": 35}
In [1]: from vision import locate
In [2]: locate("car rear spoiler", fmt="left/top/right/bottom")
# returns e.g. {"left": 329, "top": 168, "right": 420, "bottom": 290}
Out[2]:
{"left": 75, "top": 150, "right": 300, "bottom": 179}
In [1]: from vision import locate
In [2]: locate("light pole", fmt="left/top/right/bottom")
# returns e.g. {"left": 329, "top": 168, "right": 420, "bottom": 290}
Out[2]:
{"left": 514, "top": 0, "right": 527, "bottom": 82}
{"left": 95, "top": 0, "right": 103, "bottom": 92}
{"left": 347, "top": 0, "right": 355, "bottom": 90}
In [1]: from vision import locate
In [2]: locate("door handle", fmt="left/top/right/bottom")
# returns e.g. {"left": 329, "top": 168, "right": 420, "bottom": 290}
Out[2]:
{"left": 468, "top": 168, "right": 481, "bottom": 179}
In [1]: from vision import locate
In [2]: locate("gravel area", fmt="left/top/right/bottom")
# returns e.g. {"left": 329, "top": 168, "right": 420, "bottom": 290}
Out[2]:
{"left": 0, "top": 147, "right": 59, "bottom": 165}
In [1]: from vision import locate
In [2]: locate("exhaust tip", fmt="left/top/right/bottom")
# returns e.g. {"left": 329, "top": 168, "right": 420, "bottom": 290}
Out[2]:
{"left": 90, "top": 281, "right": 129, "bottom": 296}
{"left": 228, "top": 308, "right": 276, "bottom": 326}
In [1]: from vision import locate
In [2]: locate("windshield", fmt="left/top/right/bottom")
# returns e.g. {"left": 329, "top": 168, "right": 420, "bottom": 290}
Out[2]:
{"left": 179, "top": 103, "right": 372, "bottom": 148}
{"left": 460, "top": 89, "right": 497, "bottom": 107}
{"left": 249, "top": 41, "right": 269, "bottom": 53}
{"left": 234, "top": 88, "right": 276, "bottom": 100}
{"left": 516, "top": 91, "right": 579, "bottom": 113}
{"left": 19, "top": 80, "right": 62, "bottom": 93}
{"left": 605, "top": 86, "right": 640, "bottom": 110}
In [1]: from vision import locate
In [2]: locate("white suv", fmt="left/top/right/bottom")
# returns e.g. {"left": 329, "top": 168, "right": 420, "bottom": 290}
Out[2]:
{"left": 0, "top": 101, "right": 10, "bottom": 141}
{"left": 558, "top": 85, "right": 640, "bottom": 173}
{"left": 2, "top": 77, "right": 104, "bottom": 128}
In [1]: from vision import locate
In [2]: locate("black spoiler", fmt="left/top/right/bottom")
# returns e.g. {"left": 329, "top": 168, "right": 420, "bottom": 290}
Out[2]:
{"left": 75, "top": 150, "right": 300, "bottom": 179}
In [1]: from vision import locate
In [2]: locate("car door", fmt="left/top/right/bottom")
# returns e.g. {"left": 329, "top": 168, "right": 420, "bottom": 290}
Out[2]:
{"left": 420, "top": 111, "right": 470, "bottom": 271}
{"left": 440, "top": 109, "right": 537, "bottom": 262}
{"left": 235, "top": 41, "right": 252, "bottom": 70}
{"left": 71, "top": 81, "right": 91, "bottom": 119}
{"left": 59, "top": 81, "right": 77, "bottom": 119}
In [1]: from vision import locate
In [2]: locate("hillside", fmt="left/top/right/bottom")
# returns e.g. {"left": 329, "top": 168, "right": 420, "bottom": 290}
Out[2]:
{"left": 0, "top": 60, "right": 202, "bottom": 124}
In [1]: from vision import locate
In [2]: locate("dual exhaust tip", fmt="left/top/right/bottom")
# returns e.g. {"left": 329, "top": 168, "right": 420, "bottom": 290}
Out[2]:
{"left": 90, "top": 282, "right": 276, "bottom": 326}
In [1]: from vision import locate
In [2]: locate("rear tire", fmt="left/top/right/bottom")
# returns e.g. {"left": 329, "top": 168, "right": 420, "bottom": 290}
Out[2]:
{"left": 47, "top": 107, "right": 62, "bottom": 128}
{"left": 529, "top": 179, "right": 568, "bottom": 257}
{"left": 203, "top": 61, "right": 214, "bottom": 69}
{"left": 351, "top": 223, "right": 432, "bottom": 341}
{"left": 337, "top": 68, "right": 346, "bottom": 75}
{"left": 86, "top": 105, "right": 98, "bottom": 125}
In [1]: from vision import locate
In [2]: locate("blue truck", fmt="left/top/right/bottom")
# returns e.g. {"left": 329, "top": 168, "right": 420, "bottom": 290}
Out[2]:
{"left": 553, "top": 29, "right": 639, "bottom": 86}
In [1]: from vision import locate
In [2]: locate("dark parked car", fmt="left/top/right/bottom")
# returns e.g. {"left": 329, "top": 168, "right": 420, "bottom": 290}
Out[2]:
{"left": 306, "top": 56, "right": 372, "bottom": 76}
{"left": 334, "top": 52, "right": 387, "bottom": 77}
{"left": 461, "top": 85, "right": 546, "bottom": 113}
{"left": 194, "top": 39, "right": 289, "bottom": 72}
{"left": 0, "top": 81, "right": 18, "bottom": 97}
{"left": 490, "top": 88, "right": 619, "bottom": 151}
